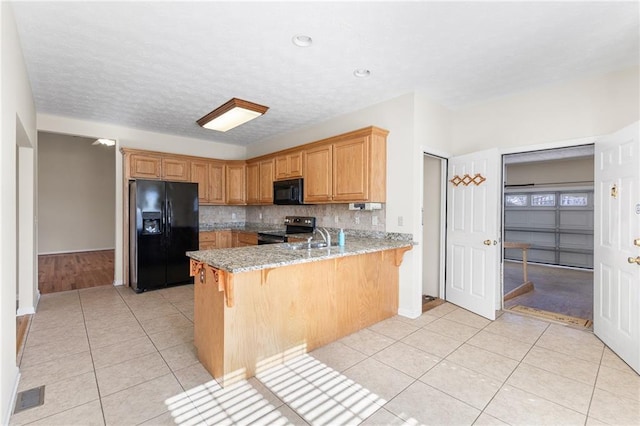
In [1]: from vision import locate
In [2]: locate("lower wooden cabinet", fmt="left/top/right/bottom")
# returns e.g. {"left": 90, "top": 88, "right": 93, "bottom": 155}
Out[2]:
{"left": 233, "top": 231, "right": 258, "bottom": 247}
{"left": 199, "top": 231, "right": 217, "bottom": 250}
{"left": 216, "top": 230, "right": 232, "bottom": 248}
{"left": 200, "top": 230, "right": 233, "bottom": 249}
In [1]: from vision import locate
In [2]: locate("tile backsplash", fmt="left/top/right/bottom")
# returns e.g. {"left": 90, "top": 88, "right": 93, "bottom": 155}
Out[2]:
{"left": 200, "top": 204, "right": 386, "bottom": 232}
{"left": 199, "top": 205, "right": 246, "bottom": 224}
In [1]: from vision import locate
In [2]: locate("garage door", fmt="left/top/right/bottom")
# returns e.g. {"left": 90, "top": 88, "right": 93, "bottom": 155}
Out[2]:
{"left": 504, "top": 190, "right": 593, "bottom": 268}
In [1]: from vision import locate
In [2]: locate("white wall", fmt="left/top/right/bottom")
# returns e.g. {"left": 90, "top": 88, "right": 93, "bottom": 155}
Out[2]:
{"left": 37, "top": 114, "right": 246, "bottom": 285}
{"left": 452, "top": 66, "right": 640, "bottom": 155}
{"left": 38, "top": 133, "right": 116, "bottom": 254}
{"left": 248, "top": 93, "right": 454, "bottom": 318}
{"left": 1, "top": 3, "right": 37, "bottom": 424}
{"left": 505, "top": 157, "right": 594, "bottom": 186}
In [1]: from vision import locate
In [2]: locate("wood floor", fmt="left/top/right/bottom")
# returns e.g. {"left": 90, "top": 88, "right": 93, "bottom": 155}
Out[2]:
{"left": 16, "top": 315, "right": 30, "bottom": 356}
{"left": 38, "top": 250, "right": 114, "bottom": 294}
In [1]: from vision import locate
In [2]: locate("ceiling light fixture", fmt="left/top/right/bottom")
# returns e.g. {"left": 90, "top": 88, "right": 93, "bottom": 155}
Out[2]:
{"left": 353, "top": 69, "right": 371, "bottom": 78}
{"left": 292, "top": 35, "right": 313, "bottom": 47}
{"left": 197, "top": 98, "right": 269, "bottom": 132}
{"left": 92, "top": 138, "right": 116, "bottom": 147}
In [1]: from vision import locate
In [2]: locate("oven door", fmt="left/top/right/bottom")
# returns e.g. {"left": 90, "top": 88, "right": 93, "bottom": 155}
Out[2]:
{"left": 257, "top": 233, "right": 287, "bottom": 245}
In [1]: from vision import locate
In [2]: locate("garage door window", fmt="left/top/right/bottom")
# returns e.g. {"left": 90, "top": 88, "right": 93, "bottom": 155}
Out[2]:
{"left": 504, "top": 190, "right": 593, "bottom": 268}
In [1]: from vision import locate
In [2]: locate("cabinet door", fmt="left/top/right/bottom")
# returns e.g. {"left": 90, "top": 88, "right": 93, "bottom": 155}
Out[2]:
{"left": 226, "top": 163, "right": 246, "bottom": 205}
{"left": 259, "top": 159, "right": 275, "bottom": 204}
{"left": 289, "top": 151, "right": 303, "bottom": 178}
{"left": 208, "top": 162, "right": 226, "bottom": 204}
{"left": 333, "top": 136, "right": 369, "bottom": 201}
{"left": 303, "top": 145, "right": 332, "bottom": 203}
{"left": 199, "top": 231, "right": 216, "bottom": 250}
{"left": 191, "top": 161, "right": 210, "bottom": 203}
{"left": 275, "top": 156, "right": 288, "bottom": 180}
{"left": 246, "top": 162, "right": 260, "bottom": 205}
{"left": 233, "top": 231, "right": 258, "bottom": 247}
{"left": 215, "top": 230, "right": 232, "bottom": 248}
{"left": 162, "top": 157, "right": 190, "bottom": 181}
{"left": 275, "top": 152, "right": 303, "bottom": 180}
{"left": 130, "top": 154, "right": 161, "bottom": 179}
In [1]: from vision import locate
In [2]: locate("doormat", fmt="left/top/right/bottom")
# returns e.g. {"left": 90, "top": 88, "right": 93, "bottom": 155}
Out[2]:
{"left": 510, "top": 305, "right": 593, "bottom": 328}
{"left": 422, "top": 295, "right": 446, "bottom": 313}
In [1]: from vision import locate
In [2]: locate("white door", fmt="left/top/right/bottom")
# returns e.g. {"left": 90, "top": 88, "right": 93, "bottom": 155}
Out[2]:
{"left": 594, "top": 121, "right": 640, "bottom": 374}
{"left": 446, "top": 149, "right": 501, "bottom": 320}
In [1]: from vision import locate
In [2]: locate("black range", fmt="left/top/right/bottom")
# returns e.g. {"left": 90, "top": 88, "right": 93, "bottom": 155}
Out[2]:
{"left": 257, "top": 216, "right": 316, "bottom": 245}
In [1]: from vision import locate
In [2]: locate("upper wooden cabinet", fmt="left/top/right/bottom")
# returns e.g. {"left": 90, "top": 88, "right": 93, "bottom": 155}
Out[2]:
{"left": 129, "top": 153, "right": 161, "bottom": 179}
{"left": 122, "top": 125, "right": 387, "bottom": 205}
{"left": 162, "top": 157, "right": 190, "bottom": 181}
{"left": 247, "top": 158, "right": 274, "bottom": 205}
{"left": 303, "top": 145, "right": 333, "bottom": 203}
{"left": 190, "top": 161, "right": 210, "bottom": 203}
{"left": 303, "top": 126, "right": 387, "bottom": 203}
{"left": 191, "top": 160, "right": 226, "bottom": 205}
{"left": 246, "top": 162, "right": 260, "bottom": 205}
{"left": 332, "top": 136, "right": 369, "bottom": 201}
{"left": 258, "top": 159, "right": 275, "bottom": 204}
{"left": 208, "top": 161, "right": 226, "bottom": 205}
{"left": 274, "top": 151, "right": 303, "bottom": 180}
{"left": 225, "top": 162, "right": 246, "bottom": 205}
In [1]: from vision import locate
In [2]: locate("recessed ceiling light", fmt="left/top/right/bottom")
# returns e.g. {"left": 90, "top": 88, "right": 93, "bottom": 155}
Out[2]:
{"left": 92, "top": 138, "right": 116, "bottom": 146}
{"left": 292, "top": 35, "right": 313, "bottom": 47}
{"left": 353, "top": 69, "right": 371, "bottom": 78}
{"left": 197, "top": 98, "right": 269, "bottom": 132}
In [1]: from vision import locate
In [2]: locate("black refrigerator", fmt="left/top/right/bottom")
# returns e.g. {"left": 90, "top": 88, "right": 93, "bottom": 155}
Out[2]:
{"left": 129, "top": 180, "right": 199, "bottom": 292}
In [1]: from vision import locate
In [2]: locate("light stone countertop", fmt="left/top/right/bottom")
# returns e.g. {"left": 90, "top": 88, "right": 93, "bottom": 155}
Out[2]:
{"left": 187, "top": 236, "right": 414, "bottom": 273}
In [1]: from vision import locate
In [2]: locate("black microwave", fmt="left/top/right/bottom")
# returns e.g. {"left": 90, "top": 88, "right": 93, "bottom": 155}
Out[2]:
{"left": 273, "top": 178, "right": 304, "bottom": 205}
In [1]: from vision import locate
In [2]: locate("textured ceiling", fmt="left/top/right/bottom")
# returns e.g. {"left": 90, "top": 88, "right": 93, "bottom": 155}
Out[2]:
{"left": 11, "top": 1, "right": 639, "bottom": 146}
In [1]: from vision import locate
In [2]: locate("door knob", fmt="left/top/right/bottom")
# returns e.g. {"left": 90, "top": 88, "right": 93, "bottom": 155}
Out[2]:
{"left": 628, "top": 256, "right": 640, "bottom": 265}
{"left": 634, "top": 238, "right": 640, "bottom": 247}
{"left": 483, "top": 240, "right": 495, "bottom": 246}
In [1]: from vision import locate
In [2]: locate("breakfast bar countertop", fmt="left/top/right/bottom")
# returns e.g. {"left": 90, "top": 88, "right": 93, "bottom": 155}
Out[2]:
{"left": 187, "top": 236, "right": 414, "bottom": 273}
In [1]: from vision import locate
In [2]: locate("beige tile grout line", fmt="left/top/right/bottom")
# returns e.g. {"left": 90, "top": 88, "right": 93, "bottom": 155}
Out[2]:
{"left": 78, "top": 288, "right": 108, "bottom": 426}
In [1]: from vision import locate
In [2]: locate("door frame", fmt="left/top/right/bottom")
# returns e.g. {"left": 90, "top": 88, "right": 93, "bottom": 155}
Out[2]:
{"left": 422, "top": 151, "right": 448, "bottom": 300}
{"left": 498, "top": 136, "right": 598, "bottom": 310}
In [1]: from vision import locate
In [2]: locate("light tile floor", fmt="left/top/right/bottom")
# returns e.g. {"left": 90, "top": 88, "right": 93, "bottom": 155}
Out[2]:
{"left": 11, "top": 284, "right": 640, "bottom": 425}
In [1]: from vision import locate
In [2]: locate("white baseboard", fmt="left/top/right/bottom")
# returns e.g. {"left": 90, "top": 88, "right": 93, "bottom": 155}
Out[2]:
{"left": 113, "top": 280, "right": 124, "bottom": 286}
{"left": 38, "top": 247, "right": 115, "bottom": 255}
{"left": 397, "top": 307, "right": 422, "bottom": 319}
{"left": 3, "top": 370, "right": 20, "bottom": 426}
{"left": 16, "top": 306, "right": 35, "bottom": 316}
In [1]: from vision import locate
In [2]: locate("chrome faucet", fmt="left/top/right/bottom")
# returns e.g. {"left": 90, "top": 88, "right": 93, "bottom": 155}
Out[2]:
{"left": 315, "top": 227, "right": 331, "bottom": 247}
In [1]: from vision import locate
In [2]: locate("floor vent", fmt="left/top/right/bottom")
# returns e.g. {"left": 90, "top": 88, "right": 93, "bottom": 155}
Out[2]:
{"left": 14, "top": 386, "right": 45, "bottom": 414}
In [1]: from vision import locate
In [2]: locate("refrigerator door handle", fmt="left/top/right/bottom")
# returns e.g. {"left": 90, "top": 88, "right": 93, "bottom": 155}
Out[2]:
{"left": 161, "top": 203, "right": 166, "bottom": 232}
{"left": 167, "top": 201, "right": 172, "bottom": 236}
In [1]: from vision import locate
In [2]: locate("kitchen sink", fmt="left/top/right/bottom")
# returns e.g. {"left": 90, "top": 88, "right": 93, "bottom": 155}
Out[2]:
{"left": 281, "top": 241, "right": 338, "bottom": 250}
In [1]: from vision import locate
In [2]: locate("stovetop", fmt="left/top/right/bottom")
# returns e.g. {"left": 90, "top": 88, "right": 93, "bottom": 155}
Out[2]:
{"left": 258, "top": 216, "right": 316, "bottom": 236}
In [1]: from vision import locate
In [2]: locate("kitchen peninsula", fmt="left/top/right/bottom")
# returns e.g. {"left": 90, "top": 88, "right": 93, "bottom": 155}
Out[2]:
{"left": 187, "top": 236, "right": 412, "bottom": 386}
